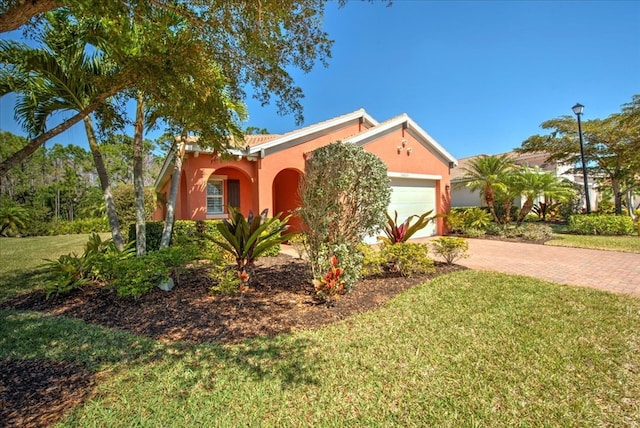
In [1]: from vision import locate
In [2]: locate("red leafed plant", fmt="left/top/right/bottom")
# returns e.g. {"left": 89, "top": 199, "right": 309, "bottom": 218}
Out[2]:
{"left": 378, "top": 210, "right": 435, "bottom": 245}
{"left": 313, "top": 255, "right": 346, "bottom": 302}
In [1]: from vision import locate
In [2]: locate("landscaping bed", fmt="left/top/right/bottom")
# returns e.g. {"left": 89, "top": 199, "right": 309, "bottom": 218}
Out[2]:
{"left": 0, "top": 254, "right": 463, "bottom": 427}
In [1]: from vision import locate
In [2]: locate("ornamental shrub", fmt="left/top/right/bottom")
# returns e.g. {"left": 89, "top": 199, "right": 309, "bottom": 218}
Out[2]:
{"left": 431, "top": 237, "right": 469, "bottom": 265}
{"left": 298, "top": 141, "right": 391, "bottom": 287}
{"left": 212, "top": 207, "right": 294, "bottom": 287}
{"left": 109, "top": 245, "right": 196, "bottom": 297}
{"left": 172, "top": 220, "right": 223, "bottom": 258}
{"left": 359, "top": 243, "right": 384, "bottom": 277}
{"left": 568, "top": 214, "right": 634, "bottom": 235}
{"left": 520, "top": 223, "right": 554, "bottom": 241}
{"left": 381, "top": 242, "right": 434, "bottom": 277}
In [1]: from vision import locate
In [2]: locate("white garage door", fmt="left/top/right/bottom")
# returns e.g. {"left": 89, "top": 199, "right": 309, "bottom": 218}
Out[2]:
{"left": 388, "top": 177, "right": 437, "bottom": 238}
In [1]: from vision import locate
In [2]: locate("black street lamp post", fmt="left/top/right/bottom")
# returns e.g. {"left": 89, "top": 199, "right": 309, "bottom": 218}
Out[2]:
{"left": 572, "top": 103, "right": 591, "bottom": 214}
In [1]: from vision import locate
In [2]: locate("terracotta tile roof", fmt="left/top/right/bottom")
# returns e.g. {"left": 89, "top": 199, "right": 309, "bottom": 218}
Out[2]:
{"left": 243, "top": 134, "right": 282, "bottom": 147}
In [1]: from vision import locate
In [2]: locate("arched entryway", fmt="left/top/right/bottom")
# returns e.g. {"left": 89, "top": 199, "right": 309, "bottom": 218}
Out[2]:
{"left": 205, "top": 166, "right": 253, "bottom": 218}
{"left": 273, "top": 168, "right": 303, "bottom": 232}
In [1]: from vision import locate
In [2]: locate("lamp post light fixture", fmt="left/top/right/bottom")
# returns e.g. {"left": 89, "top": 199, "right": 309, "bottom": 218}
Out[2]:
{"left": 572, "top": 103, "right": 591, "bottom": 214}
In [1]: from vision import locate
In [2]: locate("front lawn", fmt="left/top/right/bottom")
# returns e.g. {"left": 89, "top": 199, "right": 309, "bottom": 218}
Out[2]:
{"left": 1, "top": 270, "right": 638, "bottom": 427}
{"left": 0, "top": 234, "right": 111, "bottom": 302}
{"left": 547, "top": 233, "right": 640, "bottom": 253}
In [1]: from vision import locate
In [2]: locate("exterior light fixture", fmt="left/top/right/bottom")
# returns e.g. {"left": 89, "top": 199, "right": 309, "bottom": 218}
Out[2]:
{"left": 572, "top": 103, "right": 591, "bottom": 214}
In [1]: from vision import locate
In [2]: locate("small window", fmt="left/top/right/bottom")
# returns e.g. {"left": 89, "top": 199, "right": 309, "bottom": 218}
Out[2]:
{"left": 206, "top": 179, "right": 224, "bottom": 214}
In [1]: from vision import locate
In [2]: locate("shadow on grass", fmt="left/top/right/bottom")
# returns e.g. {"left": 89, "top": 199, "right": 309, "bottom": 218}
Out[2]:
{"left": 1, "top": 308, "right": 320, "bottom": 424}
{"left": 0, "top": 309, "right": 320, "bottom": 383}
{"left": 0, "top": 266, "right": 50, "bottom": 303}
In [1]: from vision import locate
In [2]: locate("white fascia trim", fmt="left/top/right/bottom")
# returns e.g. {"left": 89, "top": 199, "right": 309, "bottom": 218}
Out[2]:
{"left": 247, "top": 109, "right": 378, "bottom": 155}
{"left": 184, "top": 144, "right": 243, "bottom": 156}
{"left": 155, "top": 146, "right": 176, "bottom": 190}
{"left": 348, "top": 114, "right": 408, "bottom": 145}
{"left": 388, "top": 171, "right": 442, "bottom": 181}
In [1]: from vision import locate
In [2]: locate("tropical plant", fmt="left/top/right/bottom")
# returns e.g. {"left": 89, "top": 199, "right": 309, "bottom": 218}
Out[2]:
{"left": 378, "top": 210, "right": 435, "bottom": 245}
{"left": 459, "top": 154, "right": 514, "bottom": 223}
{"left": 212, "top": 206, "right": 295, "bottom": 286}
{"left": 313, "top": 255, "right": 347, "bottom": 303}
{"left": 532, "top": 200, "right": 562, "bottom": 221}
{"left": 0, "top": 11, "right": 126, "bottom": 249}
{"left": 44, "top": 232, "right": 134, "bottom": 298}
{"left": 512, "top": 167, "right": 575, "bottom": 225}
{"left": 0, "top": 0, "right": 336, "bottom": 181}
{"left": 0, "top": 203, "right": 30, "bottom": 236}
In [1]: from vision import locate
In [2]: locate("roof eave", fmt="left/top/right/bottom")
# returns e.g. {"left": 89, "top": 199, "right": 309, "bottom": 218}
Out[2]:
{"left": 247, "top": 108, "right": 378, "bottom": 155}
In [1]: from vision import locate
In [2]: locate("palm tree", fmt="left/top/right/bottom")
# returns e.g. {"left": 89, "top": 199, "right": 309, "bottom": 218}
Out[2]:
{"left": 460, "top": 154, "right": 515, "bottom": 223}
{"left": 512, "top": 167, "right": 575, "bottom": 225}
{"left": 0, "top": 12, "right": 126, "bottom": 249}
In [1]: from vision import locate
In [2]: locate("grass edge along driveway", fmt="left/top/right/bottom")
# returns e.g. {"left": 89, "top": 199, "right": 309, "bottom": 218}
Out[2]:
{"left": 1, "top": 270, "right": 639, "bottom": 427}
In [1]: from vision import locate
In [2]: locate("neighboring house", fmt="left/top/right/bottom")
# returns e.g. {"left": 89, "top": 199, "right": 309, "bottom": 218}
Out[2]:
{"left": 450, "top": 151, "right": 598, "bottom": 211}
{"left": 153, "top": 109, "right": 458, "bottom": 237}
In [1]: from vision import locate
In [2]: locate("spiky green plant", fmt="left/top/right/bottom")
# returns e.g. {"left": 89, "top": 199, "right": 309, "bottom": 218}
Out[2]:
{"left": 213, "top": 206, "right": 296, "bottom": 287}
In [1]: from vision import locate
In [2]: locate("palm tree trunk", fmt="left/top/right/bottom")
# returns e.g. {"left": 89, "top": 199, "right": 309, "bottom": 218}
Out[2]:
{"left": 133, "top": 91, "right": 146, "bottom": 256}
{"left": 484, "top": 187, "right": 500, "bottom": 223}
{"left": 83, "top": 116, "right": 125, "bottom": 250}
{"left": 516, "top": 199, "right": 534, "bottom": 226}
{"left": 160, "top": 137, "right": 186, "bottom": 248}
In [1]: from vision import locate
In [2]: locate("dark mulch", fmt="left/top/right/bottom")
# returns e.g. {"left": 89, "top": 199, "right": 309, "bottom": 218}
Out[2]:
{"left": 0, "top": 254, "right": 464, "bottom": 427}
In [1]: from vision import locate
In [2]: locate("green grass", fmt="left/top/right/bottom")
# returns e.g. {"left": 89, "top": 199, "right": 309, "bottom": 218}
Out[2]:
{"left": 1, "top": 270, "right": 639, "bottom": 427}
{"left": 0, "top": 233, "right": 110, "bottom": 301}
{"left": 547, "top": 233, "right": 640, "bottom": 253}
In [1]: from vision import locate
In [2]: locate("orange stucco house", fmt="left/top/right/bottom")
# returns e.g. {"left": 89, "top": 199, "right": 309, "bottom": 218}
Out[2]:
{"left": 153, "top": 109, "right": 458, "bottom": 237}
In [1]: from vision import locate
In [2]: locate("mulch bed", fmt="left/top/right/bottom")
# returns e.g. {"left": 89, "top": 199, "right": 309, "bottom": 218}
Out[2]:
{"left": 0, "top": 254, "right": 465, "bottom": 427}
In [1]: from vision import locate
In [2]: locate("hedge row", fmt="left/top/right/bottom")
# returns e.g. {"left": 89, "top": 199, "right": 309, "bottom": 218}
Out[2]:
{"left": 568, "top": 214, "right": 635, "bottom": 236}
{"left": 24, "top": 217, "right": 110, "bottom": 236}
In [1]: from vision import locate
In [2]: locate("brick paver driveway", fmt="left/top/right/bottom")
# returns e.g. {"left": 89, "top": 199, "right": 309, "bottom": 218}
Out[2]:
{"left": 455, "top": 239, "right": 640, "bottom": 298}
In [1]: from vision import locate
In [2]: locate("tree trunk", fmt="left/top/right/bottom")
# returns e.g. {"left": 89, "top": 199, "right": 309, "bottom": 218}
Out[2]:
{"left": 484, "top": 186, "right": 499, "bottom": 223}
{"left": 626, "top": 189, "right": 636, "bottom": 219}
{"left": 160, "top": 137, "right": 186, "bottom": 248}
{"left": 516, "top": 199, "right": 534, "bottom": 226}
{"left": 83, "top": 116, "right": 125, "bottom": 250}
{"left": 501, "top": 199, "right": 512, "bottom": 224}
{"left": 612, "top": 178, "right": 623, "bottom": 215}
{"left": 133, "top": 91, "right": 146, "bottom": 256}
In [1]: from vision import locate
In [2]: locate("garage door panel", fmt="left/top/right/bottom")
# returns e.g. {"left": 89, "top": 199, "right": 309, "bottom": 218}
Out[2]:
{"left": 389, "top": 178, "right": 436, "bottom": 238}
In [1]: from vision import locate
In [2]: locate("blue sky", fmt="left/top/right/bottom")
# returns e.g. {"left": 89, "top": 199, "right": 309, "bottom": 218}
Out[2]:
{"left": 1, "top": 0, "right": 639, "bottom": 159}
